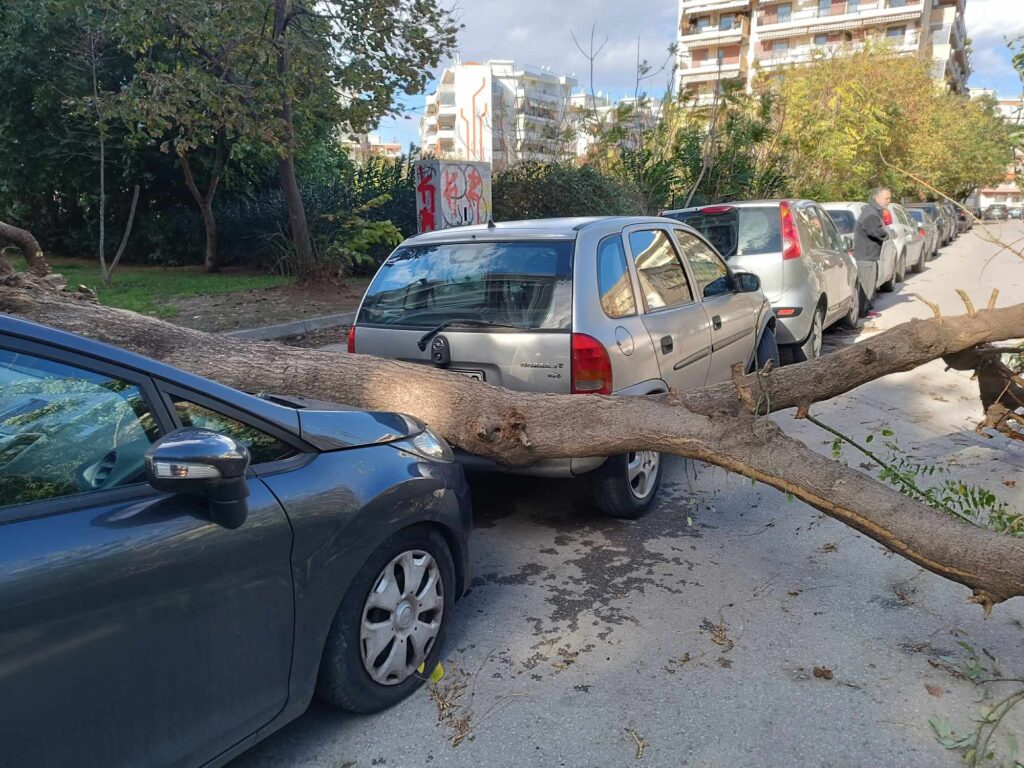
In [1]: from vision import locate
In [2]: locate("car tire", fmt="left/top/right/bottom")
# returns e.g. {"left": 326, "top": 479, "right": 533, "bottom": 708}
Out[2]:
{"left": 841, "top": 283, "right": 861, "bottom": 329}
{"left": 782, "top": 306, "right": 824, "bottom": 364}
{"left": 751, "top": 325, "right": 781, "bottom": 371}
{"left": 895, "top": 251, "right": 907, "bottom": 283}
{"left": 912, "top": 245, "right": 926, "bottom": 273}
{"left": 591, "top": 450, "right": 662, "bottom": 520}
{"left": 879, "top": 262, "right": 896, "bottom": 292}
{"left": 316, "top": 525, "right": 455, "bottom": 714}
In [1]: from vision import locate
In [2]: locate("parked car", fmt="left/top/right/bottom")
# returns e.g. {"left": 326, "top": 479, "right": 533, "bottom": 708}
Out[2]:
{"left": 663, "top": 202, "right": 858, "bottom": 361}
{"left": 984, "top": 204, "right": 1010, "bottom": 221}
{"left": 906, "top": 206, "right": 940, "bottom": 264}
{"left": 908, "top": 203, "right": 953, "bottom": 245}
{"left": 956, "top": 207, "right": 973, "bottom": 232}
{"left": 0, "top": 315, "right": 471, "bottom": 768}
{"left": 350, "top": 216, "right": 777, "bottom": 519}
{"left": 821, "top": 202, "right": 900, "bottom": 309}
{"left": 1010, "top": 207, "right": 1023, "bottom": 220}
{"left": 888, "top": 203, "right": 928, "bottom": 275}
{"left": 940, "top": 202, "right": 959, "bottom": 240}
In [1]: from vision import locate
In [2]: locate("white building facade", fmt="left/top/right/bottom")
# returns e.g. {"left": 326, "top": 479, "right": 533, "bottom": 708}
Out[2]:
{"left": 676, "top": 0, "right": 971, "bottom": 106}
{"left": 420, "top": 60, "right": 577, "bottom": 168}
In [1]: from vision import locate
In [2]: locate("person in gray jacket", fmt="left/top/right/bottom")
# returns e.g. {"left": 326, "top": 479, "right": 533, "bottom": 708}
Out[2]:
{"left": 854, "top": 187, "right": 892, "bottom": 316}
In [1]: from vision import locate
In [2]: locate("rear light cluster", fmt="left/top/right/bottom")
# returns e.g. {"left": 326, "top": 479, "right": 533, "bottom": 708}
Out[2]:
{"left": 918, "top": 226, "right": 926, "bottom": 238}
{"left": 346, "top": 326, "right": 356, "bottom": 353}
{"left": 881, "top": 208, "right": 893, "bottom": 226}
{"left": 779, "top": 202, "right": 802, "bottom": 261}
{"left": 570, "top": 333, "right": 612, "bottom": 395}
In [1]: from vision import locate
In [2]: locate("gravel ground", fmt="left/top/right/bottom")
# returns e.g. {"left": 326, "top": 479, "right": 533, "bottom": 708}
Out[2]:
{"left": 230, "top": 222, "right": 1024, "bottom": 768}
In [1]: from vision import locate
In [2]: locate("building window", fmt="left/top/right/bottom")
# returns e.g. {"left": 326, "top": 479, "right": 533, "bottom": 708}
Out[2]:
{"left": 889, "top": 0, "right": 907, "bottom": 6}
{"left": 720, "top": 14, "right": 735, "bottom": 30}
{"left": 848, "top": 0, "right": 859, "bottom": 10}
{"left": 814, "top": 33, "right": 828, "bottom": 45}
{"left": 696, "top": 16, "right": 711, "bottom": 32}
{"left": 772, "top": 39, "right": 790, "bottom": 54}
{"left": 818, "top": 0, "right": 831, "bottom": 14}
{"left": 716, "top": 48, "right": 725, "bottom": 64}
{"left": 886, "top": 25, "right": 906, "bottom": 38}
{"left": 777, "top": 4, "right": 792, "bottom": 22}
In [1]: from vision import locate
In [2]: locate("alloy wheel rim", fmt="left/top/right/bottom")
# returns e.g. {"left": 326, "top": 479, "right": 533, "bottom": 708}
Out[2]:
{"left": 360, "top": 549, "right": 443, "bottom": 686}
{"left": 811, "top": 313, "right": 823, "bottom": 358}
{"left": 627, "top": 451, "right": 660, "bottom": 500}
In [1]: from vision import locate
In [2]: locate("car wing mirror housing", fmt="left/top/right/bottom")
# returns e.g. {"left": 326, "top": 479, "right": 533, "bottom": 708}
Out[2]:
{"left": 841, "top": 233, "right": 855, "bottom": 252}
{"left": 145, "top": 427, "right": 251, "bottom": 528}
{"left": 731, "top": 270, "right": 761, "bottom": 293}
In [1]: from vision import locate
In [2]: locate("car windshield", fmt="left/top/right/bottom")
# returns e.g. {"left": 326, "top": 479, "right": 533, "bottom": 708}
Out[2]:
{"left": 358, "top": 240, "right": 574, "bottom": 329}
{"left": 825, "top": 209, "right": 856, "bottom": 234}
{"left": 664, "top": 206, "right": 781, "bottom": 259}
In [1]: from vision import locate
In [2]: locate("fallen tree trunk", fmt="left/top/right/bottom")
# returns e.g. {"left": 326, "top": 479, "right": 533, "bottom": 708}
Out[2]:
{"left": 2, "top": 273, "right": 1023, "bottom": 611}
{"left": 0, "top": 221, "right": 49, "bottom": 277}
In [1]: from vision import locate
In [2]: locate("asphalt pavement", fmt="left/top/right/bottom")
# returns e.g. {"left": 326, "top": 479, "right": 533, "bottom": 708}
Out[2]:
{"left": 231, "top": 221, "right": 1024, "bottom": 768}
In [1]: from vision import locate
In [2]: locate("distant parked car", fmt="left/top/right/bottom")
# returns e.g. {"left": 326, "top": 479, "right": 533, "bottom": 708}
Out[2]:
{"left": 956, "top": 207, "right": 973, "bottom": 232}
{"left": 662, "top": 201, "right": 859, "bottom": 362}
{"left": 1009, "top": 207, "right": 1023, "bottom": 220}
{"left": 908, "top": 203, "right": 953, "bottom": 245}
{"left": 889, "top": 203, "right": 927, "bottom": 275}
{"left": 942, "top": 203, "right": 960, "bottom": 240}
{"left": 0, "top": 315, "right": 472, "bottom": 768}
{"left": 822, "top": 202, "right": 900, "bottom": 310}
{"left": 350, "top": 216, "right": 777, "bottom": 520}
{"left": 906, "top": 206, "right": 940, "bottom": 264}
{"left": 984, "top": 204, "right": 1010, "bottom": 221}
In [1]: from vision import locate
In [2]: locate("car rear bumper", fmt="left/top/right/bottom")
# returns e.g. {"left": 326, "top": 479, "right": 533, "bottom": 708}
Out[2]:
{"left": 772, "top": 280, "right": 818, "bottom": 345}
{"left": 455, "top": 450, "right": 606, "bottom": 478}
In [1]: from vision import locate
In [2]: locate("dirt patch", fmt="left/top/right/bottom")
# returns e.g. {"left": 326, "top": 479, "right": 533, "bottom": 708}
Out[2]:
{"left": 167, "top": 281, "right": 367, "bottom": 332}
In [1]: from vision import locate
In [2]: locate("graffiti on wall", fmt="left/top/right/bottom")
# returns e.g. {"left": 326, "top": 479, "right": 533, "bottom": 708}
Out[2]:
{"left": 415, "top": 160, "right": 492, "bottom": 234}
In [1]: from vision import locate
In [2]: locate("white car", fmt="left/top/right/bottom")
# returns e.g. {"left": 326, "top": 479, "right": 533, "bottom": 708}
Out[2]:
{"left": 822, "top": 202, "right": 900, "bottom": 310}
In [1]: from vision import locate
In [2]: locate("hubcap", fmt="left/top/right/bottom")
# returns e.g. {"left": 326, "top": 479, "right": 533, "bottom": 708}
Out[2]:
{"left": 810, "top": 314, "right": 823, "bottom": 358}
{"left": 360, "top": 550, "right": 444, "bottom": 686}
{"left": 626, "top": 451, "right": 660, "bottom": 500}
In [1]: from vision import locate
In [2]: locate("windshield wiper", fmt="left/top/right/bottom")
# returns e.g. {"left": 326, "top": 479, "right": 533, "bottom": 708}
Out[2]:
{"left": 416, "top": 319, "right": 519, "bottom": 351}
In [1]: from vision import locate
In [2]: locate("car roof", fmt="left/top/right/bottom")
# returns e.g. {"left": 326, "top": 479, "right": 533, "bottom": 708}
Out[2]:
{"left": 821, "top": 202, "right": 867, "bottom": 209}
{"left": 662, "top": 199, "right": 815, "bottom": 215}
{"left": 400, "top": 216, "right": 674, "bottom": 245}
{"left": 0, "top": 313, "right": 302, "bottom": 430}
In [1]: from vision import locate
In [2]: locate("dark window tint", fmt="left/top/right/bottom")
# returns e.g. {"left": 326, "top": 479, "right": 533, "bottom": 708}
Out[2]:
{"left": 358, "top": 241, "right": 573, "bottom": 330}
{"left": 597, "top": 235, "right": 637, "bottom": 318}
{"left": 174, "top": 400, "right": 295, "bottom": 465}
{"left": 826, "top": 209, "right": 856, "bottom": 234}
{"left": 817, "top": 209, "right": 845, "bottom": 251}
{"left": 0, "top": 349, "right": 161, "bottom": 508}
{"left": 665, "top": 206, "right": 782, "bottom": 258}
{"left": 674, "top": 231, "right": 731, "bottom": 297}
{"left": 628, "top": 230, "right": 693, "bottom": 310}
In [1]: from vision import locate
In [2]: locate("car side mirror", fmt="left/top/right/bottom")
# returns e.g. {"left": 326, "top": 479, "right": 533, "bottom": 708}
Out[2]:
{"left": 731, "top": 270, "right": 761, "bottom": 293}
{"left": 840, "top": 233, "right": 854, "bottom": 252}
{"left": 145, "top": 427, "right": 251, "bottom": 529}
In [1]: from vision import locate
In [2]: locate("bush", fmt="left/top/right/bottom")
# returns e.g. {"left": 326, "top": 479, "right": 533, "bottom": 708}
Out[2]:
{"left": 492, "top": 163, "right": 644, "bottom": 221}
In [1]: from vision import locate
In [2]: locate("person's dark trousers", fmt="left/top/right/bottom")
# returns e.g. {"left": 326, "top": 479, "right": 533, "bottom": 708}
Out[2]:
{"left": 856, "top": 259, "right": 878, "bottom": 314}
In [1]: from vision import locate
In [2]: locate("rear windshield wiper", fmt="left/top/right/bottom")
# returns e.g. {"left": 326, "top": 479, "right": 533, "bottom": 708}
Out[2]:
{"left": 416, "top": 319, "right": 520, "bottom": 351}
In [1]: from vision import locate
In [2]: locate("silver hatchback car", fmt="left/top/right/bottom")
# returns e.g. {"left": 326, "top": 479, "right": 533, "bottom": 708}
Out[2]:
{"left": 350, "top": 217, "right": 777, "bottom": 519}
{"left": 662, "top": 201, "right": 859, "bottom": 363}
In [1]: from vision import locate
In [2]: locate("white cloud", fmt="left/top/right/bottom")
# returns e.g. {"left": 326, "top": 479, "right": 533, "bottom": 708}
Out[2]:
{"left": 964, "top": 0, "right": 1023, "bottom": 96}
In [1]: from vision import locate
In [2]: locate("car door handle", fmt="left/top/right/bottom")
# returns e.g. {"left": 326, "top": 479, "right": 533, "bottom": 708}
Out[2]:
{"left": 660, "top": 335, "right": 673, "bottom": 353}
{"left": 712, "top": 315, "right": 722, "bottom": 331}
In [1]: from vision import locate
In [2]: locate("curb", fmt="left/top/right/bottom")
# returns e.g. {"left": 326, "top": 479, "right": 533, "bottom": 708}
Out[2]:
{"left": 224, "top": 311, "right": 355, "bottom": 341}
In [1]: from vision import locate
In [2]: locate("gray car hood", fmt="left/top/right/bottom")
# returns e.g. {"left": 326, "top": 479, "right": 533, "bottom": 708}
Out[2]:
{"left": 260, "top": 394, "right": 424, "bottom": 451}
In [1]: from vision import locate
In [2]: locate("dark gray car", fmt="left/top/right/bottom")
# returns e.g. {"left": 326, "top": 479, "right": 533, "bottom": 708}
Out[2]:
{"left": 0, "top": 315, "right": 471, "bottom": 768}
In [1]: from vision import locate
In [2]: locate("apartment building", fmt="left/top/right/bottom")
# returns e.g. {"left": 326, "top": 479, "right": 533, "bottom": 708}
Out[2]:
{"left": 966, "top": 90, "right": 1023, "bottom": 211}
{"left": 570, "top": 92, "right": 661, "bottom": 157}
{"left": 676, "top": 0, "right": 971, "bottom": 106}
{"left": 420, "top": 60, "right": 577, "bottom": 168}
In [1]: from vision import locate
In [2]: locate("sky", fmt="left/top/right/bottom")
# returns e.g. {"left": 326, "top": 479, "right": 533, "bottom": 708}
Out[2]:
{"left": 375, "top": 0, "right": 1024, "bottom": 148}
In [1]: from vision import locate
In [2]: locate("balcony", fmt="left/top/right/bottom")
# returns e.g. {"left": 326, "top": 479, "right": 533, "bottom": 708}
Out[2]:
{"left": 677, "top": 57, "right": 745, "bottom": 83}
{"left": 681, "top": 15, "right": 750, "bottom": 45}
{"left": 759, "top": 31, "right": 920, "bottom": 68}
{"left": 757, "top": 1, "right": 924, "bottom": 39}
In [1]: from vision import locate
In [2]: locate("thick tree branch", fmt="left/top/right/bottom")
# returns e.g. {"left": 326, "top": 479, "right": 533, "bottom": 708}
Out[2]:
{"left": 2, "top": 281, "right": 1023, "bottom": 610}
{"left": 0, "top": 221, "right": 50, "bottom": 277}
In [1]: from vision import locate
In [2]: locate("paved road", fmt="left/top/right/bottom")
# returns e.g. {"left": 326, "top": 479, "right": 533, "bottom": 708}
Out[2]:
{"left": 232, "top": 223, "right": 1024, "bottom": 768}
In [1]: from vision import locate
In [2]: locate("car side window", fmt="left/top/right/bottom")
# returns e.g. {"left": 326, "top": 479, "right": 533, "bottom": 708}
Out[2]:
{"left": 627, "top": 229, "right": 694, "bottom": 311}
{"left": 817, "top": 209, "right": 845, "bottom": 252}
{"left": 596, "top": 235, "right": 637, "bottom": 318}
{"left": 673, "top": 230, "right": 732, "bottom": 298}
{"left": 173, "top": 399, "right": 296, "bottom": 465}
{"left": 0, "top": 348, "right": 162, "bottom": 509}
{"left": 796, "top": 205, "right": 827, "bottom": 249}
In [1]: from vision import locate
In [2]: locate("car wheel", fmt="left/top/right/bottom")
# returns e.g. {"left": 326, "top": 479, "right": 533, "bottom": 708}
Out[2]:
{"left": 895, "top": 251, "right": 907, "bottom": 283}
{"left": 316, "top": 526, "right": 455, "bottom": 713}
{"left": 912, "top": 245, "right": 926, "bottom": 273}
{"left": 841, "top": 283, "right": 861, "bottom": 329}
{"left": 783, "top": 306, "right": 824, "bottom": 363}
{"left": 750, "top": 325, "right": 781, "bottom": 371}
{"left": 591, "top": 450, "right": 662, "bottom": 519}
{"left": 879, "top": 262, "right": 896, "bottom": 292}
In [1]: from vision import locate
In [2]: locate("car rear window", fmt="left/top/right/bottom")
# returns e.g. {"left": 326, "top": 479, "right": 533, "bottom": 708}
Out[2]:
{"left": 825, "top": 209, "right": 856, "bottom": 234}
{"left": 664, "top": 207, "right": 781, "bottom": 259}
{"left": 358, "top": 240, "right": 573, "bottom": 329}
{"left": 908, "top": 209, "right": 925, "bottom": 223}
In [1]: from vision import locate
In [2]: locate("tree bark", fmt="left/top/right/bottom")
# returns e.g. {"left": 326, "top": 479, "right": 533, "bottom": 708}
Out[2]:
{"left": 0, "top": 220, "right": 49, "bottom": 276}
{"left": 273, "top": 0, "right": 316, "bottom": 278}
{"left": 179, "top": 150, "right": 223, "bottom": 273}
{"left": 2, "top": 279, "right": 1023, "bottom": 611}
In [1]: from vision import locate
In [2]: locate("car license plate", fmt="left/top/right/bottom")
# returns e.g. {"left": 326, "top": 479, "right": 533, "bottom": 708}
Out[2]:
{"left": 450, "top": 369, "right": 485, "bottom": 381}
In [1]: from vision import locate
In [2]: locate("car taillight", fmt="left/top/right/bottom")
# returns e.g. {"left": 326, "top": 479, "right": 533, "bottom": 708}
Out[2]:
{"left": 918, "top": 226, "right": 926, "bottom": 238}
{"left": 882, "top": 208, "right": 893, "bottom": 226}
{"left": 779, "top": 202, "right": 801, "bottom": 260}
{"left": 571, "top": 333, "right": 612, "bottom": 395}
{"left": 346, "top": 326, "right": 356, "bottom": 353}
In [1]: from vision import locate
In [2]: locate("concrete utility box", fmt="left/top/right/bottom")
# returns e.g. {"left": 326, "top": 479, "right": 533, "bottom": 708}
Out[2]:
{"left": 414, "top": 160, "right": 492, "bottom": 234}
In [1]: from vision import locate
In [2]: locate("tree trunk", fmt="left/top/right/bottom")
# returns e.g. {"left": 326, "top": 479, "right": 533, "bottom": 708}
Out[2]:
{"left": 0, "top": 220, "right": 49, "bottom": 276}
{"left": 274, "top": 0, "right": 316, "bottom": 278}
{"left": 179, "top": 150, "right": 223, "bottom": 273}
{"left": 2, "top": 277, "right": 1023, "bottom": 612}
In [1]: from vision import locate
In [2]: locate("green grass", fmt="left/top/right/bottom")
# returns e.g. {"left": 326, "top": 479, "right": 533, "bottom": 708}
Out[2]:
{"left": 12, "top": 256, "right": 291, "bottom": 316}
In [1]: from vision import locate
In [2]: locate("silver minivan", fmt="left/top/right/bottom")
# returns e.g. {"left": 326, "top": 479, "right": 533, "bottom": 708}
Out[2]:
{"left": 350, "top": 216, "right": 777, "bottom": 519}
{"left": 662, "top": 201, "right": 859, "bottom": 363}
